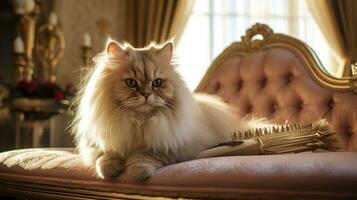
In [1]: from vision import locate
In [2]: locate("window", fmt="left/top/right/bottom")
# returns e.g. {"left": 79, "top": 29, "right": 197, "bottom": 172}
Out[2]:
{"left": 176, "top": 0, "right": 339, "bottom": 91}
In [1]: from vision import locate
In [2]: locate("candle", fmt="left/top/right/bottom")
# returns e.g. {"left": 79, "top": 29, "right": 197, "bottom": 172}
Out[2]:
{"left": 49, "top": 12, "right": 58, "bottom": 26}
{"left": 24, "top": 0, "right": 35, "bottom": 13}
{"left": 83, "top": 33, "right": 92, "bottom": 47}
{"left": 13, "top": 0, "right": 35, "bottom": 14}
{"left": 14, "top": 36, "right": 24, "bottom": 54}
{"left": 13, "top": 0, "right": 25, "bottom": 14}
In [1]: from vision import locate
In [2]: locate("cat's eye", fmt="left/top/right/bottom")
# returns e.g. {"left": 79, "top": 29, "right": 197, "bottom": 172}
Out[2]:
{"left": 125, "top": 78, "right": 138, "bottom": 88}
{"left": 151, "top": 78, "right": 163, "bottom": 87}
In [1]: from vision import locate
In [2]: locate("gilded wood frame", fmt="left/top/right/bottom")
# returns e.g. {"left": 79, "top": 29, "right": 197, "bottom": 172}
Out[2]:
{"left": 195, "top": 23, "right": 357, "bottom": 94}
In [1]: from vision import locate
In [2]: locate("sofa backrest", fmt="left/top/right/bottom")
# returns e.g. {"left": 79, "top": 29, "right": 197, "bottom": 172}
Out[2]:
{"left": 195, "top": 23, "right": 357, "bottom": 151}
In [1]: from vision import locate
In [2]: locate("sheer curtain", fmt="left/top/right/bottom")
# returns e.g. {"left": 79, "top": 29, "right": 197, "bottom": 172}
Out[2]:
{"left": 306, "top": 0, "right": 357, "bottom": 77}
{"left": 176, "top": 0, "right": 339, "bottom": 91}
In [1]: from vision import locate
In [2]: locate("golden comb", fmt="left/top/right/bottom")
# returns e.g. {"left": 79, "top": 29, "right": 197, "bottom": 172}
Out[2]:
{"left": 195, "top": 119, "right": 342, "bottom": 159}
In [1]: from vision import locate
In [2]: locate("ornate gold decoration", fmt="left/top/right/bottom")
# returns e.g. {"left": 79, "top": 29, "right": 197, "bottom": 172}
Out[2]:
{"left": 81, "top": 33, "right": 92, "bottom": 66}
{"left": 14, "top": 53, "right": 26, "bottom": 82}
{"left": 350, "top": 63, "right": 357, "bottom": 93}
{"left": 350, "top": 78, "right": 357, "bottom": 93}
{"left": 35, "top": 14, "right": 65, "bottom": 83}
{"left": 240, "top": 23, "right": 273, "bottom": 51}
{"left": 195, "top": 23, "right": 354, "bottom": 93}
{"left": 196, "top": 120, "right": 340, "bottom": 159}
{"left": 15, "top": 0, "right": 41, "bottom": 81}
{"left": 81, "top": 46, "right": 92, "bottom": 66}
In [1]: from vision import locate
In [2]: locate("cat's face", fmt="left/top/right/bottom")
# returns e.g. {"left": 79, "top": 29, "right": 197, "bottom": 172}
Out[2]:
{"left": 104, "top": 41, "right": 177, "bottom": 115}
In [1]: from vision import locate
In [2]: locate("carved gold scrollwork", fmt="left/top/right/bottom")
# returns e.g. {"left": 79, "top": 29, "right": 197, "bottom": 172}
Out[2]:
{"left": 240, "top": 23, "right": 273, "bottom": 51}
{"left": 350, "top": 76, "right": 357, "bottom": 94}
{"left": 35, "top": 24, "right": 65, "bottom": 83}
{"left": 350, "top": 63, "right": 357, "bottom": 93}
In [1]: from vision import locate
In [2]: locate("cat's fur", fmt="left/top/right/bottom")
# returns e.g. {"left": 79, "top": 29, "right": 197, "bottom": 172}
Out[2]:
{"left": 72, "top": 39, "right": 269, "bottom": 181}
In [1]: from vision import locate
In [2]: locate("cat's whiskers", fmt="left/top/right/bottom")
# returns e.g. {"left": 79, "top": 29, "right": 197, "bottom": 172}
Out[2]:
{"left": 121, "top": 100, "right": 140, "bottom": 108}
{"left": 164, "top": 102, "right": 177, "bottom": 111}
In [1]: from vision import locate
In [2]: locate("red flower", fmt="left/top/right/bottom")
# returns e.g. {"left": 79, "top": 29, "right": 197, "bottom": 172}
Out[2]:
{"left": 54, "top": 91, "right": 65, "bottom": 101}
{"left": 44, "top": 81, "right": 56, "bottom": 88}
{"left": 17, "top": 80, "right": 27, "bottom": 86}
{"left": 27, "top": 82, "right": 37, "bottom": 92}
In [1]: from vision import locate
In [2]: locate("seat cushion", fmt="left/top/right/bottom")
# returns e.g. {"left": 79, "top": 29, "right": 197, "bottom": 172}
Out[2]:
{"left": 0, "top": 148, "right": 357, "bottom": 199}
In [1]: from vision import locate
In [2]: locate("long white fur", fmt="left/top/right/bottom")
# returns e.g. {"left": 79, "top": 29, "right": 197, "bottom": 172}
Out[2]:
{"left": 72, "top": 39, "right": 270, "bottom": 166}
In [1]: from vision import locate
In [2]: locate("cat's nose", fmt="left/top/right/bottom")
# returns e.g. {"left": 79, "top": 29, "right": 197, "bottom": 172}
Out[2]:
{"left": 142, "top": 92, "right": 151, "bottom": 99}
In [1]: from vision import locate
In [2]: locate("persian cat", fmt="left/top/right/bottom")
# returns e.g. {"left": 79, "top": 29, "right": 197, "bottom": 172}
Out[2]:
{"left": 72, "top": 39, "right": 268, "bottom": 181}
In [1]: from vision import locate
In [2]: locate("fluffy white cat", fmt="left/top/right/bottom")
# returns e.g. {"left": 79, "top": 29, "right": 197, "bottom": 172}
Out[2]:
{"left": 72, "top": 39, "right": 268, "bottom": 181}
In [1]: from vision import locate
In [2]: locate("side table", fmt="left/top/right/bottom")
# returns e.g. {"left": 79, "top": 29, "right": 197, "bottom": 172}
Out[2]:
{"left": 8, "top": 98, "right": 69, "bottom": 148}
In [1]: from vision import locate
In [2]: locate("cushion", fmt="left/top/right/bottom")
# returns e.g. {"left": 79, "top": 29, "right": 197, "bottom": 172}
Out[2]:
{"left": 1, "top": 148, "right": 357, "bottom": 199}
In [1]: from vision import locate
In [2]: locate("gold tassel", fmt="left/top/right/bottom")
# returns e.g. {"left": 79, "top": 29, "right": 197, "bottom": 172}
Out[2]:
{"left": 195, "top": 119, "right": 342, "bottom": 159}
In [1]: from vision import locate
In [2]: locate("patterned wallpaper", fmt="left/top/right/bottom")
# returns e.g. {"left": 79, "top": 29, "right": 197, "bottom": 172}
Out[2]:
{"left": 48, "top": 0, "right": 126, "bottom": 146}
{"left": 53, "top": 0, "right": 125, "bottom": 86}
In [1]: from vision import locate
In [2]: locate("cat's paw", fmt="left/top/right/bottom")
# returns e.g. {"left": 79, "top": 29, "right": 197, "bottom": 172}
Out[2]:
{"left": 126, "top": 163, "right": 156, "bottom": 182}
{"left": 96, "top": 154, "right": 124, "bottom": 179}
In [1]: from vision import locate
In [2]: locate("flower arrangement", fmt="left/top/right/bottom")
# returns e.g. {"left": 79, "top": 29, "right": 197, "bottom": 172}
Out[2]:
{"left": 11, "top": 80, "right": 74, "bottom": 101}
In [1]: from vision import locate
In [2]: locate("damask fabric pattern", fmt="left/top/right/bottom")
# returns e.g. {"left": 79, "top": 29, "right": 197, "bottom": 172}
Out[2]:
{"left": 53, "top": 0, "right": 125, "bottom": 86}
{"left": 0, "top": 148, "right": 357, "bottom": 199}
{"left": 203, "top": 47, "right": 357, "bottom": 150}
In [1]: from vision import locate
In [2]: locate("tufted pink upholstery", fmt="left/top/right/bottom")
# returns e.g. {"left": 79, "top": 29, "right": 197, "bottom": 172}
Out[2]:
{"left": 201, "top": 47, "right": 357, "bottom": 150}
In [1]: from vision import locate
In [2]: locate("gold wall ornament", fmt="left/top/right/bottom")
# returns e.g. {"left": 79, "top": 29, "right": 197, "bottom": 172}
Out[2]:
{"left": 196, "top": 23, "right": 354, "bottom": 93}
{"left": 351, "top": 63, "right": 357, "bottom": 75}
{"left": 81, "top": 33, "right": 92, "bottom": 66}
{"left": 14, "top": 53, "right": 26, "bottom": 82}
{"left": 81, "top": 46, "right": 92, "bottom": 67}
{"left": 35, "top": 13, "right": 65, "bottom": 83}
{"left": 13, "top": 36, "right": 26, "bottom": 82}
{"left": 14, "top": 0, "right": 41, "bottom": 81}
{"left": 350, "top": 63, "right": 357, "bottom": 93}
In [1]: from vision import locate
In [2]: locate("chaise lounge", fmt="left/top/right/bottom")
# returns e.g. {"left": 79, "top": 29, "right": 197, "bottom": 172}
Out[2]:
{"left": 0, "top": 23, "right": 357, "bottom": 199}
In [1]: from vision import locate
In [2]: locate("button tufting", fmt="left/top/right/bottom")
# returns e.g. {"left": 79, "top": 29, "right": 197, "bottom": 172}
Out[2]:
{"left": 298, "top": 102, "right": 304, "bottom": 110}
{"left": 246, "top": 104, "right": 252, "bottom": 113}
{"left": 329, "top": 100, "right": 334, "bottom": 109}
{"left": 262, "top": 77, "right": 267, "bottom": 85}
{"left": 288, "top": 74, "right": 294, "bottom": 81}
{"left": 236, "top": 86, "right": 240, "bottom": 92}
{"left": 236, "top": 81, "right": 241, "bottom": 91}
{"left": 215, "top": 82, "right": 221, "bottom": 91}
{"left": 273, "top": 104, "right": 278, "bottom": 111}
{"left": 348, "top": 127, "right": 353, "bottom": 134}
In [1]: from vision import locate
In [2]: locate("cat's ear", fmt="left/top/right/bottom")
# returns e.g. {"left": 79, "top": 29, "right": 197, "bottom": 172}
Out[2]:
{"left": 106, "top": 40, "right": 127, "bottom": 59}
{"left": 157, "top": 41, "right": 173, "bottom": 65}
